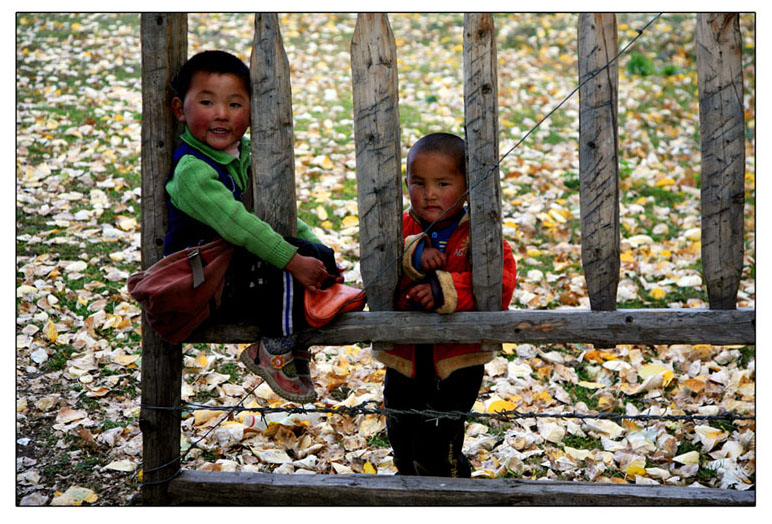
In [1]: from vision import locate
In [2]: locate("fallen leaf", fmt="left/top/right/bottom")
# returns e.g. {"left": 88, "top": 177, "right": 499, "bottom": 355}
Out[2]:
{"left": 55, "top": 407, "right": 87, "bottom": 425}
{"left": 51, "top": 486, "right": 98, "bottom": 506}
{"left": 683, "top": 377, "right": 706, "bottom": 393}
{"left": 104, "top": 460, "right": 137, "bottom": 472}
{"left": 44, "top": 320, "right": 58, "bottom": 343}
{"left": 673, "top": 450, "right": 700, "bottom": 465}
{"left": 487, "top": 399, "right": 516, "bottom": 414}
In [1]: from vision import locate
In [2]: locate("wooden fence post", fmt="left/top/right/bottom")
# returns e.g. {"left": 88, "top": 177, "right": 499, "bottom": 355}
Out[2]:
{"left": 139, "top": 12, "right": 187, "bottom": 505}
{"left": 578, "top": 13, "right": 620, "bottom": 311}
{"left": 350, "top": 14, "right": 403, "bottom": 320}
{"left": 696, "top": 13, "right": 745, "bottom": 310}
{"left": 463, "top": 13, "right": 503, "bottom": 351}
{"left": 251, "top": 13, "right": 297, "bottom": 236}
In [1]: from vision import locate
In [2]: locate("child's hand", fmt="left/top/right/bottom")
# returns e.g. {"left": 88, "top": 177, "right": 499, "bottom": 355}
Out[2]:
{"left": 285, "top": 253, "right": 329, "bottom": 292}
{"left": 421, "top": 246, "right": 446, "bottom": 271}
{"left": 406, "top": 283, "right": 435, "bottom": 311}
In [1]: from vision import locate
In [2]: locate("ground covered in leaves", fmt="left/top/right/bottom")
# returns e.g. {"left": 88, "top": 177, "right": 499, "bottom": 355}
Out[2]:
{"left": 16, "top": 13, "right": 755, "bottom": 506}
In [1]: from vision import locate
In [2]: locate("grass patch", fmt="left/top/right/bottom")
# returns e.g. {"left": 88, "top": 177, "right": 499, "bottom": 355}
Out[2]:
{"left": 626, "top": 52, "right": 656, "bottom": 76}
{"left": 564, "top": 382, "right": 599, "bottom": 410}
{"left": 367, "top": 430, "right": 391, "bottom": 448}
{"left": 562, "top": 433, "right": 602, "bottom": 451}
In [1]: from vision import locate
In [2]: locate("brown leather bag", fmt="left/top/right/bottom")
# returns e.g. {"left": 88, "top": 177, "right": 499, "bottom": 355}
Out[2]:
{"left": 304, "top": 283, "right": 366, "bottom": 328}
{"left": 128, "top": 238, "right": 234, "bottom": 344}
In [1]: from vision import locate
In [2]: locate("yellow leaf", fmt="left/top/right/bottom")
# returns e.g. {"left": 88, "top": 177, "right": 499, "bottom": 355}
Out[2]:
{"left": 194, "top": 409, "right": 220, "bottom": 426}
{"left": 113, "top": 354, "right": 140, "bottom": 367}
{"left": 622, "top": 419, "right": 641, "bottom": 432}
{"left": 564, "top": 447, "right": 594, "bottom": 461}
{"left": 655, "top": 178, "right": 676, "bottom": 187}
{"left": 502, "top": 343, "right": 517, "bottom": 355}
{"left": 51, "top": 486, "right": 97, "bottom": 506}
{"left": 620, "top": 251, "right": 635, "bottom": 263}
{"left": 639, "top": 363, "right": 669, "bottom": 380}
{"left": 638, "top": 364, "right": 673, "bottom": 388}
{"left": 578, "top": 381, "right": 604, "bottom": 389}
{"left": 684, "top": 227, "right": 701, "bottom": 241}
{"left": 363, "top": 461, "right": 377, "bottom": 474}
{"left": 320, "top": 220, "right": 333, "bottom": 229}
{"left": 45, "top": 320, "right": 58, "bottom": 343}
{"left": 548, "top": 208, "right": 567, "bottom": 223}
{"left": 534, "top": 391, "right": 555, "bottom": 406}
{"left": 341, "top": 215, "right": 359, "bottom": 228}
{"left": 649, "top": 287, "right": 667, "bottom": 300}
{"left": 315, "top": 206, "right": 328, "bottom": 221}
{"left": 547, "top": 448, "right": 564, "bottom": 460}
{"left": 624, "top": 456, "right": 647, "bottom": 477}
{"left": 673, "top": 450, "right": 700, "bottom": 465}
{"left": 195, "top": 351, "right": 208, "bottom": 369}
{"left": 487, "top": 399, "right": 516, "bottom": 414}
{"left": 597, "top": 394, "right": 616, "bottom": 411}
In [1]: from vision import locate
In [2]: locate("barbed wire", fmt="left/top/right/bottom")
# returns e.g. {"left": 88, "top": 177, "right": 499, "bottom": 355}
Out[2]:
{"left": 138, "top": 396, "right": 754, "bottom": 487}
{"left": 148, "top": 399, "right": 755, "bottom": 423}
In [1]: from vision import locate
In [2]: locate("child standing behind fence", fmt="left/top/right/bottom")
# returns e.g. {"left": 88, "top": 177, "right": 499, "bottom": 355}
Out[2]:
{"left": 164, "top": 50, "right": 341, "bottom": 403}
{"left": 374, "top": 133, "right": 517, "bottom": 477}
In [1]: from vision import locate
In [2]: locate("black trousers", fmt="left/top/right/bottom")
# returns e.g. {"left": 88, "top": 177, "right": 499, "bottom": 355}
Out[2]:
{"left": 383, "top": 346, "right": 484, "bottom": 477}
{"left": 215, "top": 238, "right": 339, "bottom": 338}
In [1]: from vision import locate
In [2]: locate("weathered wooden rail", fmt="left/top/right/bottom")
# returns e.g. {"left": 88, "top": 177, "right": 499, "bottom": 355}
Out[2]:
{"left": 139, "top": 13, "right": 754, "bottom": 506}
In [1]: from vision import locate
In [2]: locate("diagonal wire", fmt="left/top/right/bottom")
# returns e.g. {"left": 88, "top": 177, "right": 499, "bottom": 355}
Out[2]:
{"left": 338, "top": 13, "right": 662, "bottom": 309}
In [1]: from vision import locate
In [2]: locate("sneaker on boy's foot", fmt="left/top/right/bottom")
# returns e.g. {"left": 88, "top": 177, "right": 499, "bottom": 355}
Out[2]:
{"left": 240, "top": 339, "right": 317, "bottom": 403}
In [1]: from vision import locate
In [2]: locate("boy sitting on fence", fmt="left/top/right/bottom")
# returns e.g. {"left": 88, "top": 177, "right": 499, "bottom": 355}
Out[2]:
{"left": 165, "top": 50, "right": 341, "bottom": 403}
{"left": 375, "top": 133, "right": 517, "bottom": 477}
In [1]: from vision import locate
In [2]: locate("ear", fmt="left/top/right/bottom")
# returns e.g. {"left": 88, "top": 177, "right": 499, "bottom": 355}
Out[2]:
{"left": 171, "top": 97, "right": 186, "bottom": 123}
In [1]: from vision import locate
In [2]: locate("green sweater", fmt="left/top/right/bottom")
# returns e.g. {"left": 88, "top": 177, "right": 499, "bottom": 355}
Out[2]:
{"left": 165, "top": 129, "right": 320, "bottom": 269}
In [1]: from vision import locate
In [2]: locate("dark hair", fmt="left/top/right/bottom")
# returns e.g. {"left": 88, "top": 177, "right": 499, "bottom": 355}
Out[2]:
{"left": 171, "top": 50, "right": 250, "bottom": 100}
{"left": 406, "top": 132, "right": 466, "bottom": 177}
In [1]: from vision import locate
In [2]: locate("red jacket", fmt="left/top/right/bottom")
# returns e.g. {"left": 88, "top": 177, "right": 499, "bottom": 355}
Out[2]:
{"left": 373, "top": 210, "right": 517, "bottom": 379}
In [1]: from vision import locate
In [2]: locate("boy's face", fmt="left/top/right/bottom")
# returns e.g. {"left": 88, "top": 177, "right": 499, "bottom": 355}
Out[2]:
{"left": 405, "top": 151, "right": 467, "bottom": 228}
{"left": 172, "top": 71, "right": 250, "bottom": 153}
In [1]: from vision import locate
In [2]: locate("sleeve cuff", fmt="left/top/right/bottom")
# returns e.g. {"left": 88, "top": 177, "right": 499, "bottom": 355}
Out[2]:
{"left": 434, "top": 270, "right": 458, "bottom": 314}
{"left": 402, "top": 233, "right": 428, "bottom": 281}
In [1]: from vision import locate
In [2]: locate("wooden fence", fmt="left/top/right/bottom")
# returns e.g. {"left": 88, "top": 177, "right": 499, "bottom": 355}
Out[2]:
{"left": 139, "top": 13, "right": 754, "bottom": 505}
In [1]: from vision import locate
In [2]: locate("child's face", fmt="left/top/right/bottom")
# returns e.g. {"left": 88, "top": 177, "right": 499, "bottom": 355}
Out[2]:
{"left": 405, "top": 151, "right": 467, "bottom": 227}
{"left": 172, "top": 71, "right": 250, "bottom": 153}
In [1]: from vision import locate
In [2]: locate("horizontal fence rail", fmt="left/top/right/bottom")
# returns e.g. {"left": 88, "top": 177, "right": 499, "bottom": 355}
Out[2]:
{"left": 188, "top": 308, "right": 755, "bottom": 346}
{"left": 166, "top": 470, "right": 755, "bottom": 506}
